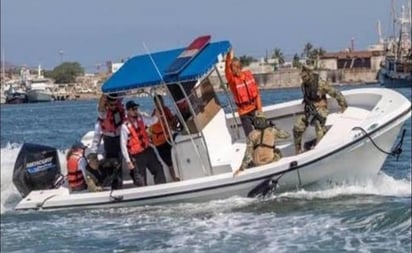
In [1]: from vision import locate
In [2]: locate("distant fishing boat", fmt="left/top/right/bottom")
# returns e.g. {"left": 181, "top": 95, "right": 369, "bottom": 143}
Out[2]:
{"left": 26, "top": 65, "right": 53, "bottom": 103}
{"left": 378, "top": 1, "right": 412, "bottom": 88}
{"left": 5, "top": 85, "right": 28, "bottom": 104}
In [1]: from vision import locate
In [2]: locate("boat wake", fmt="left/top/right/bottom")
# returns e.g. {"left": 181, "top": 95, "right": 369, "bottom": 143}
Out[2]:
{"left": 277, "top": 173, "right": 411, "bottom": 200}
{"left": 1, "top": 143, "right": 67, "bottom": 214}
{"left": 1, "top": 144, "right": 411, "bottom": 214}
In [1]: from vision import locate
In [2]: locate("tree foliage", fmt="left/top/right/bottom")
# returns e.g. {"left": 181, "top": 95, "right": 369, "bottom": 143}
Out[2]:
{"left": 239, "top": 55, "right": 256, "bottom": 66}
{"left": 271, "top": 48, "right": 285, "bottom": 65}
{"left": 301, "top": 42, "right": 327, "bottom": 68}
{"left": 302, "top": 42, "right": 314, "bottom": 59}
{"left": 47, "top": 62, "right": 84, "bottom": 83}
{"left": 292, "top": 53, "right": 302, "bottom": 68}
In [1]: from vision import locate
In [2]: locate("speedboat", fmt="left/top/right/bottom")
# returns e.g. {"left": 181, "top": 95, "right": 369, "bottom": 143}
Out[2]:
{"left": 13, "top": 37, "right": 411, "bottom": 211}
{"left": 26, "top": 66, "right": 54, "bottom": 103}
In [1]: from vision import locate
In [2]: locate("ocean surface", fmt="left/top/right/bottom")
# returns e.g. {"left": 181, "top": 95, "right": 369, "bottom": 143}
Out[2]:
{"left": 1, "top": 84, "right": 411, "bottom": 253}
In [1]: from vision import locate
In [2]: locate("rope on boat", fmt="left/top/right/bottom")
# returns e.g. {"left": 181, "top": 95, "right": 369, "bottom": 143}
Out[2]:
{"left": 352, "top": 127, "right": 406, "bottom": 161}
{"left": 35, "top": 194, "right": 58, "bottom": 210}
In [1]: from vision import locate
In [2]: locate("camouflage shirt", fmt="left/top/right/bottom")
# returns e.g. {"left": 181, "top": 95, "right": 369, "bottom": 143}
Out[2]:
{"left": 308, "top": 79, "right": 348, "bottom": 110}
{"left": 240, "top": 126, "right": 290, "bottom": 170}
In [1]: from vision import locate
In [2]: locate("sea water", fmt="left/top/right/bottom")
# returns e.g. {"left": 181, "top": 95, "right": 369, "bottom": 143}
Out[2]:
{"left": 1, "top": 84, "right": 411, "bottom": 253}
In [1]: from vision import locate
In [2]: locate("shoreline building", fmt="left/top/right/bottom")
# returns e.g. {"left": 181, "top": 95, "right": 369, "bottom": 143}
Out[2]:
{"left": 318, "top": 48, "right": 385, "bottom": 84}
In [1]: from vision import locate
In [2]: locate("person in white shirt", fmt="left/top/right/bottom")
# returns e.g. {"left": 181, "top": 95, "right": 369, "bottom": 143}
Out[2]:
{"left": 120, "top": 101, "right": 166, "bottom": 186}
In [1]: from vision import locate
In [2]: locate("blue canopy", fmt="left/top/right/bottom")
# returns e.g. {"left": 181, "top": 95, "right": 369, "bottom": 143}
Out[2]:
{"left": 102, "top": 40, "right": 231, "bottom": 93}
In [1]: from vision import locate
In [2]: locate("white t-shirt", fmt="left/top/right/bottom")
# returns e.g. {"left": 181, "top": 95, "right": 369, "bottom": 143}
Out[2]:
{"left": 120, "top": 113, "right": 158, "bottom": 163}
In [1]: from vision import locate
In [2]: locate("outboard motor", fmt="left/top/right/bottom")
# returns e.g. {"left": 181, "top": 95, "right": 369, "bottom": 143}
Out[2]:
{"left": 13, "top": 143, "right": 62, "bottom": 198}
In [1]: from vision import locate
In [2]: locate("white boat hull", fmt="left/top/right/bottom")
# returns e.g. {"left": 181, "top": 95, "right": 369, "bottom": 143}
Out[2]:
{"left": 27, "top": 90, "right": 53, "bottom": 103}
{"left": 14, "top": 88, "right": 411, "bottom": 211}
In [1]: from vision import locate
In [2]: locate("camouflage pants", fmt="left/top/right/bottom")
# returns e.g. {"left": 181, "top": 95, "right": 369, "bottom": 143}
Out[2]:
{"left": 293, "top": 107, "right": 328, "bottom": 153}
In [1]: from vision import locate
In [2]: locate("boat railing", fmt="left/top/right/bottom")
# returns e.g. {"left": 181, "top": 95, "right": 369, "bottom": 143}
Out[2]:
{"left": 213, "top": 65, "right": 241, "bottom": 140}
{"left": 172, "top": 81, "right": 214, "bottom": 177}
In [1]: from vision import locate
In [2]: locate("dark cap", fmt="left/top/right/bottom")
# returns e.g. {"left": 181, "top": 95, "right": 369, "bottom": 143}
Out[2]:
{"left": 106, "top": 93, "right": 118, "bottom": 102}
{"left": 126, "top": 100, "right": 139, "bottom": 110}
{"left": 86, "top": 152, "right": 98, "bottom": 161}
{"left": 71, "top": 141, "right": 87, "bottom": 150}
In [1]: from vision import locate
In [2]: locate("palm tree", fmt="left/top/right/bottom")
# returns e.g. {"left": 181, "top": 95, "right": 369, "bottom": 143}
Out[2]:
{"left": 302, "top": 42, "right": 314, "bottom": 59}
{"left": 309, "top": 47, "right": 327, "bottom": 68}
{"left": 292, "top": 53, "right": 301, "bottom": 68}
{"left": 239, "top": 55, "right": 256, "bottom": 66}
{"left": 271, "top": 48, "right": 285, "bottom": 65}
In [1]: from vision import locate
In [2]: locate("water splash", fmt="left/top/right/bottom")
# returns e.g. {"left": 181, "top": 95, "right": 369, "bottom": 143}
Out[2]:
{"left": 1, "top": 143, "right": 68, "bottom": 214}
{"left": 277, "top": 172, "right": 411, "bottom": 200}
{"left": 1, "top": 143, "right": 21, "bottom": 214}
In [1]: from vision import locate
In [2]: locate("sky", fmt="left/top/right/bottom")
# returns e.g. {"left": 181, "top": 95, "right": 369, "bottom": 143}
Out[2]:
{"left": 0, "top": 0, "right": 404, "bottom": 72}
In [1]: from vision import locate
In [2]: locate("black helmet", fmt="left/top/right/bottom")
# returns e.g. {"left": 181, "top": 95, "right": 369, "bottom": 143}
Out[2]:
{"left": 253, "top": 115, "right": 268, "bottom": 130}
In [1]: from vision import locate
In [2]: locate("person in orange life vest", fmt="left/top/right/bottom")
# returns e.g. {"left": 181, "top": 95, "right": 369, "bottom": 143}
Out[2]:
{"left": 225, "top": 48, "right": 263, "bottom": 137}
{"left": 66, "top": 142, "right": 88, "bottom": 192}
{"left": 97, "top": 93, "right": 125, "bottom": 160}
{"left": 150, "top": 95, "right": 180, "bottom": 181}
{"left": 98, "top": 93, "right": 125, "bottom": 189}
{"left": 120, "top": 100, "right": 166, "bottom": 186}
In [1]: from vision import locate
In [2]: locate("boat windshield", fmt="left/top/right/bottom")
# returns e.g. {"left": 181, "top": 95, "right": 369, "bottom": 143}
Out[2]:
{"left": 167, "top": 75, "right": 222, "bottom": 134}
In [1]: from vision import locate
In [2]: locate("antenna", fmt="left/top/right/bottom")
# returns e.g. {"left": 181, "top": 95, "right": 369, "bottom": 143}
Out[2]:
{"left": 142, "top": 42, "right": 165, "bottom": 85}
{"left": 391, "top": 0, "right": 397, "bottom": 37}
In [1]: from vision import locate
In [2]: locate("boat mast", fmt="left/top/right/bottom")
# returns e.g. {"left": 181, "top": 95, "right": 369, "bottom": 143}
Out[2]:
{"left": 38, "top": 64, "right": 41, "bottom": 78}
{"left": 392, "top": 0, "right": 397, "bottom": 38}
{"left": 1, "top": 48, "right": 4, "bottom": 88}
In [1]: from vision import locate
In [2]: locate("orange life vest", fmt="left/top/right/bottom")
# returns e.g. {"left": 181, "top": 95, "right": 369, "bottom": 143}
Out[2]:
{"left": 150, "top": 107, "right": 174, "bottom": 146}
{"left": 126, "top": 118, "right": 150, "bottom": 155}
{"left": 67, "top": 151, "right": 86, "bottom": 191}
{"left": 101, "top": 102, "right": 125, "bottom": 135}
{"left": 229, "top": 70, "right": 259, "bottom": 108}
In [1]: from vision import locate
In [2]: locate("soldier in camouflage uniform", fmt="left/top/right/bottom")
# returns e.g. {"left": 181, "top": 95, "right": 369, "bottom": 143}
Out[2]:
{"left": 234, "top": 115, "right": 290, "bottom": 176}
{"left": 293, "top": 66, "right": 348, "bottom": 154}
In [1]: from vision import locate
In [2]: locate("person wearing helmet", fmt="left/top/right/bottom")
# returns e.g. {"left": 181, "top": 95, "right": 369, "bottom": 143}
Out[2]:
{"left": 234, "top": 114, "right": 290, "bottom": 176}
{"left": 83, "top": 153, "right": 121, "bottom": 192}
{"left": 293, "top": 65, "right": 348, "bottom": 154}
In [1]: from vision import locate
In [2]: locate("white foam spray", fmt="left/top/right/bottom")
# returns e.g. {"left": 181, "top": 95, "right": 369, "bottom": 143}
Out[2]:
{"left": 278, "top": 172, "right": 411, "bottom": 200}
{"left": 1, "top": 143, "right": 68, "bottom": 214}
